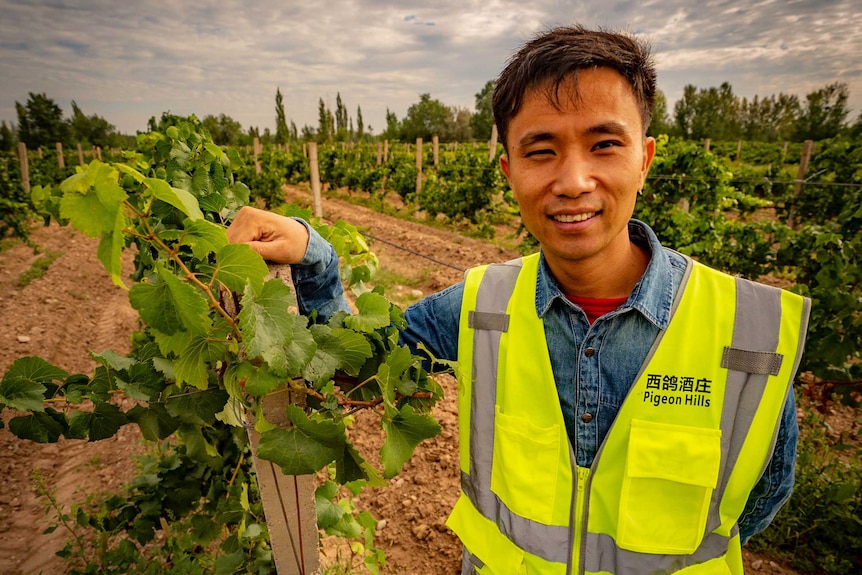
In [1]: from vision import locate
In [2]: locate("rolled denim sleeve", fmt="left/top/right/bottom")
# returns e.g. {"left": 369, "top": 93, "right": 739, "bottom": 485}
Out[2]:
{"left": 289, "top": 219, "right": 351, "bottom": 321}
{"left": 401, "top": 282, "right": 463, "bottom": 370}
{"left": 738, "top": 390, "right": 799, "bottom": 544}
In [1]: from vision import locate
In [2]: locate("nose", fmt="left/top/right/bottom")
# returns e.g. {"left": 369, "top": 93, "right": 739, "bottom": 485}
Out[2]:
{"left": 552, "top": 151, "right": 596, "bottom": 197}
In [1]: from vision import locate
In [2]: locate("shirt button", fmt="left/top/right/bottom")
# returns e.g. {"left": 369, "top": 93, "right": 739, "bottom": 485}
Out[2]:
{"left": 581, "top": 413, "right": 593, "bottom": 423}
{"left": 584, "top": 347, "right": 595, "bottom": 357}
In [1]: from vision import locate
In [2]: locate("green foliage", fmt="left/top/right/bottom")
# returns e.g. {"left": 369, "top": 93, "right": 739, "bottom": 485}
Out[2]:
{"left": 16, "top": 92, "right": 70, "bottom": 148}
{"left": 748, "top": 406, "right": 862, "bottom": 574}
{"left": 2, "top": 115, "right": 442, "bottom": 574}
{"left": 0, "top": 151, "right": 33, "bottom": 240}
{"left": 470, "top": 81, "right": 495, "bottom": 142}
{"left": 413, "top": 152, "right": 501, "bottom": 224}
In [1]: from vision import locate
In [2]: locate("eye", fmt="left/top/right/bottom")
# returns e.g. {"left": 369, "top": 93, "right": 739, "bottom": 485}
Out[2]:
{"left": 592, "top": 140, "right": 621, "bottom": 151}
{"left": 525, "top": 148, "right": 555, "bottom": 157}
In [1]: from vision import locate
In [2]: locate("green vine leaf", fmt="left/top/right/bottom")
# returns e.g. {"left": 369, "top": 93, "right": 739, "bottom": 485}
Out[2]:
{"left": 59, "top": 177, "right": 128, "bottom": 239}
{"left": 180, "top": 218, "right": 230, "bottom": 259}
{"left": 331, "top": 328, "right": 374, "bottom": 376}
{"left": 256, "top": 405, "right": 346, "bottom": 475}
{"left": 343, "top": 292, "right": 391, "bottom": 332}
{"left": 144, "top": 177, "right": 204, "bottom": 220}
{"left": 0, "top": 357, "right": 68, "bottom": 412}
{"left": 302, "top": 324, "right": 349, "bottom": 388}
{"left": 235, "top": 361, "right": 283, "bottom": 397}
{"left": 237, "top": 278, "right": 314, "bottom": 379}
{"left": 165, "top": 388, "right": 229, "bottom": 427}
{"left": 214, "top": 243, "right": 268, "bottom": 295}
{"left": 67, "top": 403, "right": 129, "bottom": 441}
{"left": 126, "top": 403, "right": 181, "bottom": 441}
{"left": 315, "top": 480, "right": 345, "bottom": 529}
{"left": 8, "top": 409, "right": 67, "bottom": 443}
{"left": 130, "top": 262, "right": 210, "bottom": 336}
{"left": 380, "top": 404, "right": 441, "bottom": 479}
{"left": 0, "top": 377, "right": 46, "bottom": 412}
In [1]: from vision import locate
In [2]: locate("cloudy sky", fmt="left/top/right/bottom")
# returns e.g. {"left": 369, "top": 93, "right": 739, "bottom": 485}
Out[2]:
{"left": 1, "top": 0, "right": 860, "bottom": 136}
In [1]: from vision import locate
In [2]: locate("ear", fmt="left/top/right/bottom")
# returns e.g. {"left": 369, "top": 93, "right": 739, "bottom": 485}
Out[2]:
{"left": 640, "top": 136, "right": 656, "bottom": 186}
{"left": 500, "top": 153, "right": 511, "bottom": 183}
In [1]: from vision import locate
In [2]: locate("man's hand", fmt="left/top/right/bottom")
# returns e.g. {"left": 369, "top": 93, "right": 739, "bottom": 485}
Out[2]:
{"left": 226, "top": 206, "right": 310, "bottom": 264}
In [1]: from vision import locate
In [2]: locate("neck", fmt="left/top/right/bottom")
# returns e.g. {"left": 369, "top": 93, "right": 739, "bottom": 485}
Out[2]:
{"left": 547, "top": 241, "right": 650, "bottom": 299}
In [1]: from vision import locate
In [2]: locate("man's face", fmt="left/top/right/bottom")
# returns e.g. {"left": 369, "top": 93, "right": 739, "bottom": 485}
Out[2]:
{"left": 500, "top": 68, "right": 655, "bottom": 278}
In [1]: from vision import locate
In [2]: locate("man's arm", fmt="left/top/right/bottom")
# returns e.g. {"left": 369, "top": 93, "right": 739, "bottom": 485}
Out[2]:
{"left": 227, "top": 206, "right": 350, "bottom": 320}
{"left": 737, "top": 390, "right": 799, "bottom": 544}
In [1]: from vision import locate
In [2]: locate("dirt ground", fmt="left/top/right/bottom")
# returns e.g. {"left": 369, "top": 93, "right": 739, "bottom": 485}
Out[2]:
{"left": 0, "top": 183, "right": 814, "bottom": 574}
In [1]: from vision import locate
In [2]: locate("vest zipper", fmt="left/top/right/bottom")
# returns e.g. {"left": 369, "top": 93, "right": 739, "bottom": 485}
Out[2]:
{"left": 574, "top": 466, "right": 590, "bottom": 574}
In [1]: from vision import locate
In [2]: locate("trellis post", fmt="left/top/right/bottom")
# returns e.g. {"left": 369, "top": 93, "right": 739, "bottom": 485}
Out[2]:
{"left": 415, "top": 138, "right": 423, "bottom": 196}
{"left": 18, "top": 142, "right": 30, "bottom": 195}
{"left": 234, "top": 264, "right": 320, "bottom": 575}
{"left": 309, "top": 142, "right": 322, "bottom": 218}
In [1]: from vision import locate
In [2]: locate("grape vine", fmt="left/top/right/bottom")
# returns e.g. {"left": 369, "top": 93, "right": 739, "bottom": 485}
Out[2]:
{"left": 0, "top": 114, "right": 443, "bottom": 573}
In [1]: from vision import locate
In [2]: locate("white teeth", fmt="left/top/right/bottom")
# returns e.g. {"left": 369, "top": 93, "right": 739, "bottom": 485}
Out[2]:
{"left": 553, "top": 212, "right": 596, "bottom": 223}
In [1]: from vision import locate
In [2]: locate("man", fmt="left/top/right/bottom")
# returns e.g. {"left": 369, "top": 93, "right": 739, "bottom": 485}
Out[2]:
{"left": 228, "top": 25, "right": 810, "bottom": 575}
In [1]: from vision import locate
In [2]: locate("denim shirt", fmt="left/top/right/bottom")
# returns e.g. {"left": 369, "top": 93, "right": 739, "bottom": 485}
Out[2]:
{"left": 291, "top": 218, "right": 798, "bottom": 545}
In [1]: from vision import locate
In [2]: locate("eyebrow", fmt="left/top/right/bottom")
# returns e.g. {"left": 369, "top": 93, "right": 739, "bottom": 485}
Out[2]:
{"left": 516, "top": 120, "right": 632, "bottom": 149}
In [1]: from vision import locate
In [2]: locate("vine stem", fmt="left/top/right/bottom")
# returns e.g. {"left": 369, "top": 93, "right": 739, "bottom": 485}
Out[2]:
{"left": 133, "top": 205, "right": 242, "bottom": 340}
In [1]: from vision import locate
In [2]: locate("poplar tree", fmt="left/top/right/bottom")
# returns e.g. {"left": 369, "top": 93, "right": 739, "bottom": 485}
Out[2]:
{"left": 275, "top": 88, "right": 289, "bottom": 144}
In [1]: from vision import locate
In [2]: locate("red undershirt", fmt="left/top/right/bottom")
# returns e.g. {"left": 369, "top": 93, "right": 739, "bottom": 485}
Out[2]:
{"left": 566, "top": 295, "right": 629, "bottom": 325}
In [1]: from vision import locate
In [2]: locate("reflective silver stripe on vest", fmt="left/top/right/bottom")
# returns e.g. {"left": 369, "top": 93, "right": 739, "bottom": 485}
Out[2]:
{"left": 710, "top": 278, "right": 785, "bottom": 532}
{"left": 462, "top": 259, "right": 573, "bottom": 565}
{"left": 584, "top": 272, "right": 794, "bottom": 574}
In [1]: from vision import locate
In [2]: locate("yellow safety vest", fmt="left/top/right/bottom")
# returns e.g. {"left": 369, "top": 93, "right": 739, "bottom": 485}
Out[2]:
{"left": 446, "top": 253, "right": 810, "bottom": 575}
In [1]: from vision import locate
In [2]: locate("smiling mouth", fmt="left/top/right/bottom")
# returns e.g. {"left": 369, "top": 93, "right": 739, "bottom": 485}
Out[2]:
{"left": 551, "top": 211, "right": 598, "bottom": 223}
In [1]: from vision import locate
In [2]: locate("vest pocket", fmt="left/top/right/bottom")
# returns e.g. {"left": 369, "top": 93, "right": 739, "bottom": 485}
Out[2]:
{"left": 491, "top": 406, "right": 561, "bottom": 525}
{"left": 617, "top": 419, "right": 722, "bottom": 554}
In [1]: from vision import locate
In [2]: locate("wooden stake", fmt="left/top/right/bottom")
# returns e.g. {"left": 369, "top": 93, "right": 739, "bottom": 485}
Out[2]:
{"left": 18, "top": 142, "right": 30, "bottom": 195}
{"left": 309, "top": 142, "right": 322, "bottom": 218}
{"left": 254, "top": 137, "right": 261, "bottom": 175}
{"left": 703, "top": 138, "right": 711, "bottom": 151}
{"left": 415, "top": 137, "right": 423, "bottom": 196}
{"left": 56, "top": 142, "right": 65, "bottom": 169}
{"left": 432, "top": 135, "right": 439, "bottom": 167}
{"left": 77, "top": 143, "right": 84, "bottom": 165}
{"left": 788, "top": 139, "right": 814, "bottom": 227}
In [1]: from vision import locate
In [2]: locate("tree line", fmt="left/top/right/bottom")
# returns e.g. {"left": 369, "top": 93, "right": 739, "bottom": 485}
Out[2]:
{"left": 2, "top": 79, "right": 860, "bottom": 153}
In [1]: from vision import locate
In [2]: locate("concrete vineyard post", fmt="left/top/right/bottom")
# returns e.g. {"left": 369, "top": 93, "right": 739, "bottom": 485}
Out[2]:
{"left": 240, "top": 264, "right": 321, "bottom": 575}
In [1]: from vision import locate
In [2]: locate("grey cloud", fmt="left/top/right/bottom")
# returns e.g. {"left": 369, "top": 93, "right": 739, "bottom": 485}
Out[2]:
{"left": 0, "top": 0, "right": 860, "bottom": 134}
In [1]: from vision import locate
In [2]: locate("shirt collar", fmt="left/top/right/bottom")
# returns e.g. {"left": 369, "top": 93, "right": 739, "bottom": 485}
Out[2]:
{"left": 534, "top": 219, "right": 676, "bottom": 330}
